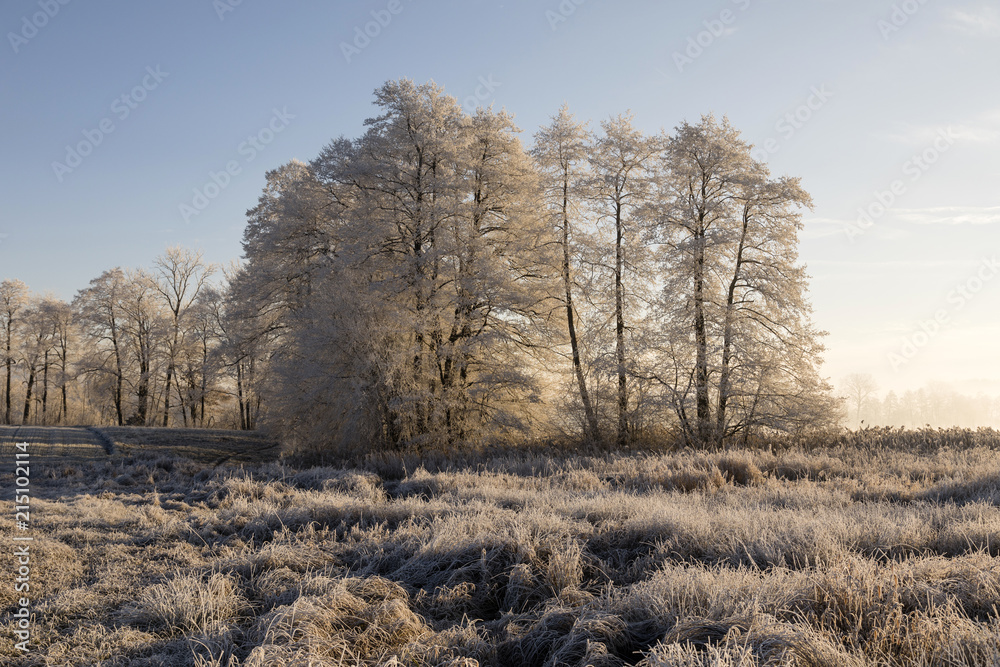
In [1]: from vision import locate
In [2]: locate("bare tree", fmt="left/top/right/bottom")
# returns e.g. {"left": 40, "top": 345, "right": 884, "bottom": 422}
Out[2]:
{"left": 182, "top": 287, "right": 224, "bottom": 427}
{"left": 843, "top": 373, "right": 879, "bottom": 428}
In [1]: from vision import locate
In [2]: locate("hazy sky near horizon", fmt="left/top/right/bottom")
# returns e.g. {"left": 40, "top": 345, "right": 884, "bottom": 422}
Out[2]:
{"left": 1, "top": 0, "right": 998, "bottom": 398}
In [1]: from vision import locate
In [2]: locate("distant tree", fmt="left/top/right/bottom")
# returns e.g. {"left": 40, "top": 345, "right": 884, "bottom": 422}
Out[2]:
{"left": 42, "top": 298, "right": 75, "bottom": 423}
{"left": 881, "top": 390, "right": 901, "bottom": 426}
{"left": 75, "top": 269, "right": 131, "bottom": 425}
{"left": 19, "top": 296, "right": 67, "bottom": 424}
{"left": 843, "top": 373, "right": 879, "bottom": 428}
{"left": 0, "top": 279, "right": 29, "bottom": 424}
{"left": 18, "top": 298, "right": 47, "bottom": 424}
{"left": 177, "top": 286, "right": 226, "bottom": 427}
{"left": 119, "top": 269, "right": 164, "bottom": 425}
{"left": 153, "top": 247, "right": 215, "bottom": 427}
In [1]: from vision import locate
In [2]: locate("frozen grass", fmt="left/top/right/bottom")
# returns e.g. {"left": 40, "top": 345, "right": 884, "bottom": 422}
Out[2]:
{"left": 1, "top": 436, "right": 999, "bottom": 665}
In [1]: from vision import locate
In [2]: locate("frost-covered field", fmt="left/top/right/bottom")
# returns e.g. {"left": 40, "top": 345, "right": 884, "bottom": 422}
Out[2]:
{"left": 2, "top": 429, "right": 1000, "bottom": 666}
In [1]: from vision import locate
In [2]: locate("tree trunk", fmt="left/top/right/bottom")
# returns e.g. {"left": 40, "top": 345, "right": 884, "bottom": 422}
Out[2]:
{"left": 135, "top": 350, "right": 150, "bottom": 425}
{"left": 22, "top": 366, "right": 35, "bottom": 424}
{"left": 162, "top": 363, "right": 173, "bottom": 427}
{"left": 4, "top": 327, "right": 11, "bottom": 424}
{"left": 41, "top": 350, "right": 49, "bottom": 424}
{"left": 176, "top": 374, "right": 188, "bottom": 427}
{"left": 236, "top": 361, "right": 247, "bottom": 430}
{"left": 200, "top": 338, "right": 209, "bottom": 427}
{"left": 561, "top": 175, "right": 599, "bottom": 440}
{"left": 717, "top": 204, "right": 751, "bottom": 439}
{"left": 111, "top": 325, "right": 124, "bottom": 426}
{"left": 693, "top": 229, "right": 711, "bottom": 442}
{"left": 615, "top": 202, "right": 628, "bottom": 448}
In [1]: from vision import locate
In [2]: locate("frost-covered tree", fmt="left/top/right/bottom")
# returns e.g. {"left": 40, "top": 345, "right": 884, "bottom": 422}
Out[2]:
{"left": 230, "top": 159, "right": 338, "bottom": 440}
{"left": 649, "top": 115, "right": 835, "bottom": 444}
{"left": 153, "top": 247, "right": 215, "bottom": 427}
{"left": 532, "top": 104, "right": 601, "bottom": 440}
{"left": 75, "top": 269, "right": 130, "bottom": 425}
{"left": 16, "top": 295, "right": 71, "bottom": 424}
{"left": 0, "top": 279, "right": 29, "bottom": 424}
{"left": 41, "top": 297, "right": 74, "bottom": 423}
{"left": 218, "top": 264, "right": 269, "bottom": 431}
{"left": 119, "top": 269, "right": 165, "bottom": 425}
{"left": 180, "top": 286, "right": 224, "bottom": 427}
{"left": 589, "top": 113, "right": 660, "bottom": 447}
{"left": 239, "top": 80, "right": 548, "bottom": 453}
{"left": 18, "top": 297, "right": 48, "bottom": 423}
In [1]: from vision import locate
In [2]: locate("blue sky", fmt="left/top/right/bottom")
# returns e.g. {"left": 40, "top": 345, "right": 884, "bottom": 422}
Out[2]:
{"left": 1, "top": 0, "right": 998, "bottom": 397}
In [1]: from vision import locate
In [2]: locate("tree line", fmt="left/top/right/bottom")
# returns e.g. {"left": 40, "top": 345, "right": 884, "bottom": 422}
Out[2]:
{"left": 0, "top": 248, "right": 261, "bottom": 430}
{"left": 1, "top": 79, "right": 838, "bottom": 451}
{"left": 841, "top": 373, "right": 1000, "bottom": 429}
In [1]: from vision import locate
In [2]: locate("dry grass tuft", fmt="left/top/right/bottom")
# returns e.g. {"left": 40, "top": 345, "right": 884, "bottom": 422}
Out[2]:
{"left": 128, "top": 572, "right": 247, "bottom": 636}
{"left": 660, "top": 612, "right": 858, "bottom": 667}
{"left": 249, "top": 576, "right": 425, "bottom": 663}
{"left": 545, "top": 539, "right": 585, "bottom": 596}
{"left": 716, "top": 454, "right": 765, "bottom": 486}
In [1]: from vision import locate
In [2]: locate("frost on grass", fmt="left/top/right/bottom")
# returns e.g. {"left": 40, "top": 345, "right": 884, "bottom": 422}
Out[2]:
{"left": 4, "top": 439, "right": 1000, "bottom": 666}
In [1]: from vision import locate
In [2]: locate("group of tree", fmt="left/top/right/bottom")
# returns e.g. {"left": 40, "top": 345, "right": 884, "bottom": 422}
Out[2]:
{"left": 1, "top": 79, "right": 841, "bottom": 451}
{"left": 228, "top": 79, "right": 837, "bottom": 453}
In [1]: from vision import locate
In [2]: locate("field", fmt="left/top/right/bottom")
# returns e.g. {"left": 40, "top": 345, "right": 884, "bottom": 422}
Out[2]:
{"left": 2, "top": 427, "right": 1000, "bottom": 666}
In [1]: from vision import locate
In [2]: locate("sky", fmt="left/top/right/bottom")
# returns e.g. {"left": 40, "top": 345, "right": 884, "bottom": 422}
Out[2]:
{"left": 1, "top": 0, "right": 998, "bottom": 399}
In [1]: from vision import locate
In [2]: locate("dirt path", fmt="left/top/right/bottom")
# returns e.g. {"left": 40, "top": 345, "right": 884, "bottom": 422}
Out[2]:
{"left": 0, "top": 426, "right": 111, "bottom": 497}
{"left": 0, "top": 425, "right": 110, "bottom": 462}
